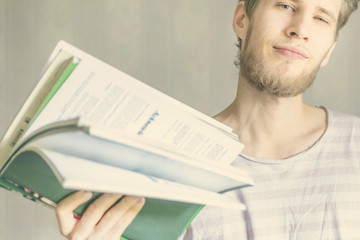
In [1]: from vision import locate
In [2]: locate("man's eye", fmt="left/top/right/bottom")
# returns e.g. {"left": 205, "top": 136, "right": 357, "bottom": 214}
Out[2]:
{"left": 315, "top": 16, "right": 329, "bottom": 24}
{"left": 278, "top": 3, "right": 294, "bottom": 11}
{"left": 282, "top": 4, "right": 291, "bottom": 9}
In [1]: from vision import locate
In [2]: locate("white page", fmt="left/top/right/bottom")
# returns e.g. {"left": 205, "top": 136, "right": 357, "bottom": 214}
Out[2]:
{"left": 25, "top": 44, "right": 243, "bottom": 165}
{"left": 48, "top": 41, "right": 235, "bottom": 134}
{"left": 22, "top": 129, "right": 252, "bottom": 193}
{"left": 40, "top": 149, "right": 245, "bottom": 210}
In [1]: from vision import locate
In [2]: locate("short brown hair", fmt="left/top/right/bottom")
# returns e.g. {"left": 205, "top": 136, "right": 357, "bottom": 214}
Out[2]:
{"left": 338, "top": 0, "right": 359, "bottom": 30}
{"left": 236, "top": 0, "right": 359, "bottom": 49}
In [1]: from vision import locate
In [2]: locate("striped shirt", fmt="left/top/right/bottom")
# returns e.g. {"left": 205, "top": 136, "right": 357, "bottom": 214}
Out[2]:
{"left": 183, "top": 108, "right": 360, "bottom": 240}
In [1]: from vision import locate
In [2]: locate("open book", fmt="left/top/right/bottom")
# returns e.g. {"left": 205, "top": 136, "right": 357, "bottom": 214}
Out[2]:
{"left": 0, "top": 41, "right": 253, "bottom": 240}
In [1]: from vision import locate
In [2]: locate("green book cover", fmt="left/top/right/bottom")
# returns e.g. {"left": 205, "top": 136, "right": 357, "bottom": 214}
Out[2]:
{"left": 2, "top": 150, "right": 203, "bottom": 240}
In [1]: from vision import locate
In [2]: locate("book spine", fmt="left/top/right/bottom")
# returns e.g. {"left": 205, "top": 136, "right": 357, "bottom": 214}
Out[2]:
{"left": 0, "top": 52, "right": 75, "bottom": 168}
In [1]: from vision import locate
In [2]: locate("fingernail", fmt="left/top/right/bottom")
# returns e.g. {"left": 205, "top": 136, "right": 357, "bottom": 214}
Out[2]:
{"left": 82, "top": 191, "right": 92, "bottom": 199}
{"left": 137, "top": 197, "right": 145, "bottom": 205}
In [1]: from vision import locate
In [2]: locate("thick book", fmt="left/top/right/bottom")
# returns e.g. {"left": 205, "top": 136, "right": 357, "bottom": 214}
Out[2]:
{"left": 0, "top": 41, "right": 253, "bottom": 240}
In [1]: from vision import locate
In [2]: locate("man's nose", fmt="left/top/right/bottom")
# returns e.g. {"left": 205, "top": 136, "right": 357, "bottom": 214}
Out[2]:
{"left": 285, "top": 13, "right": 311, "bottom": 41}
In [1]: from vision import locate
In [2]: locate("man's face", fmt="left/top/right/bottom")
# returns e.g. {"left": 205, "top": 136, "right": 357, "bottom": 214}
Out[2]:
{"left": 237, "top": 0, "right": 341, "bottom": 97}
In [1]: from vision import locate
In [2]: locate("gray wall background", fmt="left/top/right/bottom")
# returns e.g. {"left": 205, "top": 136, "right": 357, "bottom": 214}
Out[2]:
{"left": 0, "top": 1, "right": 359, "bottom": 239}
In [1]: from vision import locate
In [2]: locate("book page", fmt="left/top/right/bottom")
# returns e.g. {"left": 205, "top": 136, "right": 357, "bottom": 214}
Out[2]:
{"left": 41, "top": 148, "right": 245, "bottom": 210}
{"left": 18, "top": 128, "right": 252, "bottom": 192}
{"left": 25, "top": 45, "right": 243, "bottom": 165}
{"left": 47, "top": 41, "right": 235, "bottom": 134}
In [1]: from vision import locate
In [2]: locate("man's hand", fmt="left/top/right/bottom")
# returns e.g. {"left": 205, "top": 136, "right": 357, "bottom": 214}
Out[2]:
{"left": 55, "top": 191, "right": 145, "bottom": 240}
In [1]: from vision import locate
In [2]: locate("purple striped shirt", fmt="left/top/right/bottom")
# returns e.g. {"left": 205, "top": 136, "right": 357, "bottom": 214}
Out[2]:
{"left": 183, "top": 108, "right": 360, "bottom": 240}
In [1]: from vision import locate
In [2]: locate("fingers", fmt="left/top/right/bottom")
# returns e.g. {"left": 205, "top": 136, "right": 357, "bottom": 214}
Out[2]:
{"left": 71, "top": 193, "right": 124, "bottom": 239}
{"left": 55, "top": 191, "right": 145, "bottom": 240}
{"left": 55, "top": 191, "right": 93, "bottom": 237}
{"left": 92, "top": 196, "right": 145, "bottom": 240}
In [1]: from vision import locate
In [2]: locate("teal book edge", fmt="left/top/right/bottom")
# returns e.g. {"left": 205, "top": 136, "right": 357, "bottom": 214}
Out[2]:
{"left": 2, "top": 151, "right": 203, "bottom": 240}
{"left": 31, "top": 61, "right": 79, "bottom": 125}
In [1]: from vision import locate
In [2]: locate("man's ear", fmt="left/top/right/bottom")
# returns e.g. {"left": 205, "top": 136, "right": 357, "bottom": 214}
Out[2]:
{"left": 320, "top": 42, "right": 336, "bottom": 67}
{"left": 233, "top": 1, "right": 249, "bottom": 42}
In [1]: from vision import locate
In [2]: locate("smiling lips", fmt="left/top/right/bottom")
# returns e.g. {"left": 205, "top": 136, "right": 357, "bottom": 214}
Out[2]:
{"left": 273, "top": 46, "right": 309, "bottom": 60}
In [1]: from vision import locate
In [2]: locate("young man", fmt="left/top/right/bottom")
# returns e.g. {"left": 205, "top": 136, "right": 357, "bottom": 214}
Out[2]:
{"left": 55, "top": 0, "right": 360, "bottom": 239}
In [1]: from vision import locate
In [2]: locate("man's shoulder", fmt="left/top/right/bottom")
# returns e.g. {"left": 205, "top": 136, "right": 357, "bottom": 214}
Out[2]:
{"left": 326, "top": 108, "right": 360, "bottom": 135}
{"left": 319, "top": 108, "right": 360, "bottom": 152}
{"left": 327, "top": 108, "right": 360, "bottom": 124}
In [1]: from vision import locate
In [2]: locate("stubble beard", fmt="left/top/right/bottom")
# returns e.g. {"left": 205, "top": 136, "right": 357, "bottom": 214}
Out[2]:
{"left": 239, "top": 28, "right": 321, "bottom": 98}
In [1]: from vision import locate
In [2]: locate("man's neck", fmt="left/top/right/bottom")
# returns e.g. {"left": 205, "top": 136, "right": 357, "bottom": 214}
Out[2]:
{"left": 214, "top": 80, "right": 327, "bottom": 159}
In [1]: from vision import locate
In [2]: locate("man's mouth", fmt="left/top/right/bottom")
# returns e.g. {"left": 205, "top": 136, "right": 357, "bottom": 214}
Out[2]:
{"left": 273, "top": 45, "right": 309, "bottom": 60}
